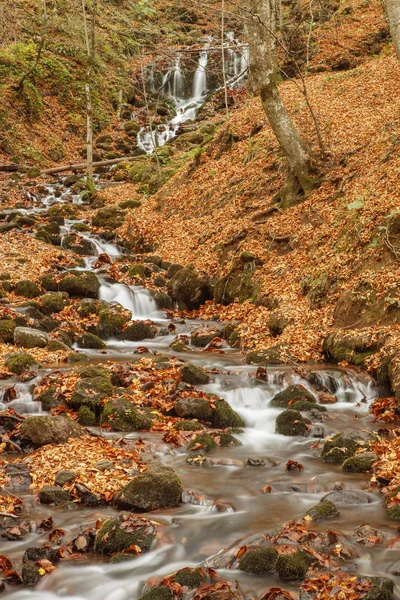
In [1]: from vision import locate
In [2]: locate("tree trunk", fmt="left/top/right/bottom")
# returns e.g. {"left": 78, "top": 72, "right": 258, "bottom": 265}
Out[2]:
{"left": 81, "top": 0, "right": 96, "bottom": 187}
{"left": 244, "top": 0, "right": 318, "bottom": 208}
{"left": 385, "top": 0, "right": 400, "bottom": 62}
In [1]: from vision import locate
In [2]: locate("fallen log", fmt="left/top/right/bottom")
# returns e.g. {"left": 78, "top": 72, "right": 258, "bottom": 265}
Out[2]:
{"left": 0, "top": 154, "right": 142, "bottom": 175}
{"left": 0, "top": 164, "right": 21, "bottom": 172}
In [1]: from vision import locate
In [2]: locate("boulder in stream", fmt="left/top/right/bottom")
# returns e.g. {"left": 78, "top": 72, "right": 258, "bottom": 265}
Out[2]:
{"left": 69, "top": 376, "right": 113, "bottom": 410}
{"left": 212, "top": 399, "right": 246, "bottom": 428}
{"left": 77, "top": 332, "right": 106, "bottom": 349}
{"left": 180, "top": 363, "right": 210, "bottom": 385}
{"left": 94, "top": 513, "right": 157, "bottom": 554}
{"left": 238, "top": 547, "right": 278, "bottom": 574}
{"left": 322, "top": 490, "right": 373, "bottom": 505}
{"left": 321, "top": 430, "right": 376, "bottom": 463}
{"left": 342, "top": 452, "right": 378, "bottom": 472}
{"left": 114, "top": 468, "right": 182, "bottom": 511}
{"left": 59, "top": 270, "right": 100, "bottom": 298}
{"left": 275, "top": 550, "right": 311, "bottom": 581}
{"left": 275, "top": 409, "right": 310, "bottom": 436}
{"left": 14, "top": 326, "right": 48, "bottom": 349}
{"left": 174, "top": 397, "right": 213, "bottom": 421}
{"left": 5, "top": 351, "right": 38, "bottom": 374}
{"left": 304, "top": 500, "right": 339, "bottom": 521}
{"left": 20, "top": 415, "right": 85, "bottom": 446}
{"left": 39, "top": 485, "right": 72, "bottom": 505}
{"left": 0, "top": 319, "right": 16, "bottom": 343}
{"left": 21, "top": 561, "right": 43, "bottom": 586}
{"left": 270, "top": 385, "right": 316, "bottom": 408}
{"left": 120, "top": 321, "right": 156, "bottom": 341}
{"left": 168, "top": 266, "right": 213, "bottom": 310}
{"left": 102, "top": 397, "right": 151, "bottom": 431}
{"left": 40, "top": 292, "right": 69, "bottom": 314}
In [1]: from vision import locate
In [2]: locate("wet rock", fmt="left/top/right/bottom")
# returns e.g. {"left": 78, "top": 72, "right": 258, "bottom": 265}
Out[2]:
{"left": 180, "top": 363, "right": 210, "bottom": 385}
{"left": 20, "top": 415, "right": 85, "bottom": 446}
{"left": 246, "top": 457, "right": 265, "bottom": 466}
{"left": 23, "top": 546, "right": 60, "bottom": 564}
{"left": 114, "top": 468, "right": 182, "bottom": 511}
{"left": 15, "top": 279, "right": 41, "bottom": 298}
{"left": 93, "top": 303, "right": 131, "bottom": 339}
{"left": 5, "top": 351, "right": 38, "bottom": 374}
{"left": 94, "top": 513, "right": 157, "bottom": 554}
{"left": 47, "top": 339, "right": 70, "bottom": 351}
{"left": 167, "top": 263, "right": 184, "bottom": 278}
{"left": 121, "top": 321, "right": 156, "bottom": 341}
{"left": 174, "top": 567, "right": 206, "bottom": 588}
{"left": 174, "top": 420, "right": 204, "bottom": 431}
{"left": 304, "top": 500, "right": 339, "bottom": 521}
{"left": 59, "top": 270, "right": 100, "bottom": 298}
{"left": 342, "top": 452, "right": 378, "bottom": 472}
{"left": 139, "top": 588, "right": 173, "bottom": 600}
{"left": 275, "top": 550, "right": 311, "bottom": 581}
{"left": 154, "top": 292, "right": 172, "bottom": 309}
{"left": 75, "top": 483, "right": 101, "bottom": 506}
{"left": 355, "top": 524, "right": 385, "bottom": 546}
{"left": 92, "top": 205, "right": 125, "bottom": 229}
{"left": 321, "top": 431, "right": 376, "bottom": 463}
{"left": 219, "top": 433, "right": 242, "bottom": 446}
{"left": 191, "top": 326, "right": 223, "bottom": 347}
{"left": 364, "top": 577, "right": 394, "bottom": 599}
{"left": 290, "top": 400, "right": 327, "bottom": 413}
{"left": 76, "top": 298, "right": 101, "bottom": 317}
{"left": 55, "top": 470, "right": 77, "bottom": 486}
{"left": 39, "top": 485, "right": 72, "bottom": 505}
{"left": 22, "top": 561, "right": 42, "bottom": 586}
{"left": 168, "top": 267, "right": 212, "bottom": 310}
{"left": 77, "top": 332, "right": 106, "bottom": 349}
{"left": 238, "top": 547, "right": 278, "bottom": 574}
{"left": 268, "top": 311, "right": 289, "bottom": 336}
{"left": 95, "top": 459, "right": 115, "bottom": 471}
{"left": 322, "top": 490, "right": 372, "bottom": 505}
{"left": 63, "top": 234, "right": 97, "bottom": 256}
{"left": 275, "top": 410, "right": 310, "bottom": 436}
{"left": 69, "top": 376, "right": 113, "bottom": 410}
{"left": 188, "top": 432, "right": 217, "bottom": 453}
{"left": 245, "top": 345, "right": 289, "bottom": 365}
{"left": 102, "top": 397, "right": 151, "bottom": 431}
{"left": 78, "top": 406, "right": 97, "bottom": 426}
{"left": 0, "top": 320, "right": 16, "bottom": 343}
{"left": 14, "top": 326, "right": 48, "bottom": 348}
{"left": 270, "top": 385, "right": 316, "bottom": 408}
{"left": 213, "top": 399, "right": 245, "bottom": 428}
{"left": 174, "top": 397, "right": 213, "bottom": 421}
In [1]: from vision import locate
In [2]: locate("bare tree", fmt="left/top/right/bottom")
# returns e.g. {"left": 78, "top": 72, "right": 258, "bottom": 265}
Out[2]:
{"left": 243, "top": 0, "right": 318, "bottom": 208}
{"left": 81, "top": 0, "right": 97, "bottom": 188}
{"left": 385, "top": 0, "right": 400, "bottom": 62}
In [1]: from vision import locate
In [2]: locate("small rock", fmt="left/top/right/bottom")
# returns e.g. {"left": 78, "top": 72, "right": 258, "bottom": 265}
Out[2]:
{"left": 39, "top": 486, "right": 72, "bottom": 505}
{"left": 322, "top": 490, "right": 373, "bottom": 505}
{"left": 55, "top": 470, "right": 77, "bottom": 486}
{"left": 114, "top": 468, "right": 182, "bottom": 511}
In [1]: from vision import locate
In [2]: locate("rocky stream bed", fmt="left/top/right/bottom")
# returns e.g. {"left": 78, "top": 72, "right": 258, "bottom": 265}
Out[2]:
{"left": 0, "top": 179, "right": 398, "bottom": 600}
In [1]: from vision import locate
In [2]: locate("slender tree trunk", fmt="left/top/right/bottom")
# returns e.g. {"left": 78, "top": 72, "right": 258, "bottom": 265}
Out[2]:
{"left": 221, "top": 0, "right": 230, "bottom": 118}
{"left": 81, "top": 0, "right": 96, "bottom": 187}
{"left": 244, "top": 0, "right": 317, "bottom": 208}
{"left": 385, "top": 0, "right": 400, "bottom": 62}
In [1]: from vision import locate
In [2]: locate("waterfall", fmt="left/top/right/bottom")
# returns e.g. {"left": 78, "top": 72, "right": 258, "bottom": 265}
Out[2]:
{"left": 99, "top": 280, "right": 162, "bottom": 321}
{"left": 192, "top": 46, "right": 209, "bottom": 99}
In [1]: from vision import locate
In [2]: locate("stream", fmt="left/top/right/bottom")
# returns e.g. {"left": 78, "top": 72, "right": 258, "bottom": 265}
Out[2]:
{"left": 1, "top": 180, "right": 399, "bottom": 600}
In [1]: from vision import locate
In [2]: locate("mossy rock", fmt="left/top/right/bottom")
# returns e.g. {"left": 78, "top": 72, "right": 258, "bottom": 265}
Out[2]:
{"left": 167, "top": 263, "right": 184, "bottom": 278}
{"left": 15, "top": 279, "right": 41, "bottom": 298}
{"left": 36, "top": 385, "right": 58, "bottom": 411}
{"left": 321, "top": 431, "right": 376, "bottom": 463}
{"left": 102, "top": 397, "right": 151, "bottom": 431}
{"left": 170, "top": 339, "right": 189, "bottom": 353}
{"left": 47, "top": 203, "right": 77, "bottom": 218}
{"left": 14, "top": 327, "right": 48, "bottom": 349}
{"left": 20, "top": 415, "right": 85, "bottom": 446}
{"left": 174, "top": 397, "right": 213, "bottom": 421}
{"left": 119, "top": 199, "right": 141, "bottom": 209}
{"left": 138, "top": 587, "right": 173, "bottom": 600}
{"left": 364, "top": 577, "right": 394, "bottom": 600}
{"left": 188, "top": 432, "right": 217, "bottom": 453}
{"left": 0, "top": 320, "right": 16, "bottom": 343}
{"left": 59, "top": 271, "right": 100, "bottom": 298}
{"left": 92, "top": 205, "right": 125, "bottom": 229}
{"left": 67, "top": 351, "right": 87, "bottom": 363}
{"left": 39, "top": 485, "right": 72, "bottom": 505}
{"left": 128, "top": 263, "right": 147, "bottom": 278}
{"left": 95, "top": 305, "right": 131, "bottom": 339}
{"left": 270, "top": 385, "right": 316, "bottom": 408}
{"left": 62, "top": 234, "right": 97, "bottom": 256}
{"left": 21, "top": 561, "right": 43, "bottom": 586}
{"left": 214, "top": 269, "right": 259, "bottom": 305}
{"left": 121, "top": 322, "right": 156, "bottom": 341}
{"left": 275, "top": 410, "right": 310, "bottom": 437}
{"left": 36, "top": 229, "right": 52, "bottom": 244}
{"left": 143, "top": 255, "right": 163, "bottom": 267}
{"left": 78, "top": 406, "right": 97, "bottom": 426}
{"left": 5, "top": 351, "right": 38, "bottom": 374}
{"left": 77, "top": 332, "right": 106, "bottom": 349}
{"left": 154, "top": 292, "right": 172, "bottom": 309}
{"left": 40, "top": 274, "right": 58, "bottom": 292}
{"left": 323, "top": 331, "right": 385, "bottom": 367}
{"left": 219, "top": 432, "right": 242, "bottom": 446}
{"left": 246, "top": 345, "right": 289, "bottom": 365}
{"left": 238, "top": 547, "right": 278, "bottom": 574}
{"left": 78, "top": 365, "right": 111, "bottom": 379}
{"left": 69, "top": 376, "right": 114, "bottom": 410}
{"left": 114, "top": 468, "right": 182, "bottom": 511}
{"left": 168, "top": 267, "right": 212, "bottom": 310}
{"left": 76, "top": 298, "right": 101, "bottom": 317}
{"left": 290, "top": 400, "right": 327, "bottom": 413}
{"left": 55, "top": 471, "right": 77, "bottom": 486}
{"left": 40, "top": 292, "right": 69, "bottom": 315}
{"left": 153, "top": 275, "right": 167, "bottom": 287}
{"left": 174, "top": 420, "right": 204, "bottom": 431}
{"left": 342, "top": 452, "right": 377, "bottom": 472}
{"left": 174, "top": 567, "right": 206, "bottom": 588}
{"left": 71, "top": 222, "right": 91, "bottom": 232}
{"left": 304, "top": 500, "right": 339, "bottom": 522}
{"left": 94, "top": 513, "right": 157, "bottom": 555}
{"left": 180, "top": 363, "right": 210, "bottom": 385}
{"left": 275, "top": 550, "right": 311, "bottom": 582}
{"left": 191, "top": 326, "right": 223, "bottom": 348}
{"left": 213, "top": 399, "right": 245, "bottom": 428}
{"left": 47, "top": 339, "right": 70, "bottom": 351}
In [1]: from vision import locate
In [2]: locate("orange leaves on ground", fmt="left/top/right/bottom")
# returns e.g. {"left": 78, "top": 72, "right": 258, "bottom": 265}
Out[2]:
{"left": 0, "top": 494, "right": 23, "bottom": 515}
{"left": 301, "top": 573, "right": 372, "bottom": 600}
{"left": 18, "top": 436, "right": 146, "bottom": 502}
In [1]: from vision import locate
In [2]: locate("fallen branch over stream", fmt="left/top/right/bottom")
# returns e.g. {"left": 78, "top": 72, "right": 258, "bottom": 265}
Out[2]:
{"left": 0, "top": 155, "right": 139, "bottom": 175}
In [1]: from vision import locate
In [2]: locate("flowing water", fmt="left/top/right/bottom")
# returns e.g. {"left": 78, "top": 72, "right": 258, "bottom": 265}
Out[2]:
{"left": 137, "top": 35, "right": 249, "bottom": 154}
{"left": 2, "top": 183, "right": 400, "bottom": 599}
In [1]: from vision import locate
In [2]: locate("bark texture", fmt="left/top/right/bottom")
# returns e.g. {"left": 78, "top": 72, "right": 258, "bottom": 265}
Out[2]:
{"left": 244, "top": 0, "right": 317, "bottom": 208}
{"left": 386, "top": 0, "right": 400, "bottom": 62}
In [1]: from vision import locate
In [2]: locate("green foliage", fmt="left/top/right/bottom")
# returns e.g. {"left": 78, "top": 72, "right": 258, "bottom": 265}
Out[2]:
{"left": 129, "top": 0, "right": 157, "bottom": 21}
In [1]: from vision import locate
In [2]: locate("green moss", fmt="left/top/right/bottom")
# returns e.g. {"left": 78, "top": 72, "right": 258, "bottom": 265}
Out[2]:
{"left": 78, "top": 406, "right": 97, "bottom": 426}
{"left": 59, "top": 271, "right": 100, "bottom": 298}
{"left": 69, "top": 376, "right": 113, "bottom": 409}
{"left": 0, "top": 320, "right": 16, "bottom": 343}
{"left": 22, "top": 561, "right": 43, "bottom": 586}
{"left": 270, "top": 385, "right": 316, "bottom": 408}
{"left": 218, "top": 433, "right": 242, "bottom": 447}
{"left": 214, "top": 269, "right": 259, "bottom": 305}
{"left": 96, "top": 306, "right": 129, "bottom": 338}
{"left": 114, "top": 468, "right": 182, "bottom": 511}
{"left": 364, "top": 577, "right": 394, "bottom": 600}
{"left": 5, "top": 351, "right": 38, "bottom": 374}
{"left": 37, "top": 385, "right": 58, "bottom": 411}
{"left": 39, "top": 485, "right": 72, "bottom": 505}
{"left": 119, "top": 199, "right": 141, "bottom": 209}
{"left": 169, "top": 340, "right": 189, "bottom": 352}
{"left": 121, "top": 322, "right": 156, "bottom": 341}
{"left": 92, "top": 205, "right": 124, "bottom": 228}
{"left": 128, "top": 263, "right": 146, "bottom": 278}
{"left": 174, "top": 397, "right": 213, "bottom": 421}
{"left": 321, "top": 432, "right": 375, "bottom": 463}
{"left": 174, "top": 420, "right": 204, "bottom": 431}
{"left": 40, "top": 292, "right": 68, "bottom": 315}
{"left": 213, "top": 399, "right": 245, "bottom": 428}
{"left": 138, "top": 587, "right": 173, "bottom": 600}
{"left": 174, "top": 567, "right": 205, "bottom": 588}
{"left": 246, "top": 346, "right": 287, "bottom": 365}
{"left": 188, "top": 432, "right": 216, "bottom": 453}
{"left": 275, "top": 550, "right": 311, "bottom": 581}
{"left": 275, "top": 410, "right": 309, "bottom": 436}
{"left": 77, "top": 332, "right": 106, "bottom": 349}
{"left": 291, "top": 400, "right": 327, "bottom": 412}
{"left": 304, "top": 500, "right": 339, "bottom": 522}
{"left": 180, "top": 363, "right": 210, "bottom": 385}
{"left": 15, "top": 279, "right": 41, "bottom": 298}
{"left": 67, "top": 351, "right": 87, "bottom": 363}
{"left": 94, "top": 513, "right": 157, "bottom": 555}
{"left": 71, "top": 222, "right": 91, "bottom": 232}
{"left": 102, "top": 398, "right": 150, "bottom": 431}
{"left": 154, "top": 292, "right": 172, "bottom": 309}
{"left": 109, "top": 553, "right": 135, "bottom": 564}
{"left": 239, "top": 547, "right": 278, "bottom": 574}
{"left": 40, "top": 274, "right": 58, "bottom": 291}
{"left": 36, "top": 230, "right": 52, "bottom": 244}
{"left": 342, "top": 452, "right": 377, "bottom": 472}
